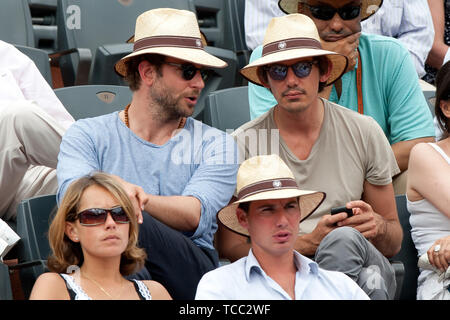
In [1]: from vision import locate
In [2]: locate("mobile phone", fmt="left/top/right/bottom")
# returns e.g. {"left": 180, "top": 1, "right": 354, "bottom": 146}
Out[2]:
{"left": 330, "top": 206, "right": 353, "bottom": 218}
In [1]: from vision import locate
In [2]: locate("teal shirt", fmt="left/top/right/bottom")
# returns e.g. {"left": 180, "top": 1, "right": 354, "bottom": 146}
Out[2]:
{"left": 248, "top": 33, "right": 435, "bottom": 144}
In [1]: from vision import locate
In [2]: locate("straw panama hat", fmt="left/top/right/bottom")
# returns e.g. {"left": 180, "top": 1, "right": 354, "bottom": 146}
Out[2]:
{"left": 240, "top": 14, "right": 348, "bottom": 86}
{"left": 218, "top": 155, "right": 326, "bottom": 237}
{"left": 115, "top": 8, "right": 227, "bottom": 77}
{"left": 278, "top": 0, "right": 383, "bottom": 21}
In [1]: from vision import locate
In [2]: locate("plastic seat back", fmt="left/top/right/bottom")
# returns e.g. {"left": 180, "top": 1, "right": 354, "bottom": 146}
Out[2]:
{"left": 422, "top": 90, "right": 436, "bottom": 117}
{"left": 223, "top": 0, "right": 250, "bottom": 76}
{"left": 0, "top": 263, "right": 13, "bottom": 300}
{"left": 0, "top": 0, "right": 35, "bottom": 47}
{"left": 54, "top": 85, "right": 132, "bottom": 120}
{"left": 15, "top": 194, "right": 57, "bottom": 298}
{"left": 56, "top": 0, "right": 195, "bottom": 85}
{"left": 203, "top": 86, "right": 250, "bottom": 132}
{"left": 391, "top": 194, "right": 419, "bottom": 300}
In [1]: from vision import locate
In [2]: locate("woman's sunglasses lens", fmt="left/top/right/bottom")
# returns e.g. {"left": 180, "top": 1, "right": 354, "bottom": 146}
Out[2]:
{"left": 78, "top": 207, "right": 129, "bottom": 225}
{"left": 79, "top": 209, "right": 106, "bottom": 225}
{"left": 110, "top": 207, "right": 129, "bottom": 223}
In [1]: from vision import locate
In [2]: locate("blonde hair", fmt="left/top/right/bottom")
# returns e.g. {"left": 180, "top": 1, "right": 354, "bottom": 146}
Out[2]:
{"left": 47, "top": 172, "right": 146, "bottom": 276}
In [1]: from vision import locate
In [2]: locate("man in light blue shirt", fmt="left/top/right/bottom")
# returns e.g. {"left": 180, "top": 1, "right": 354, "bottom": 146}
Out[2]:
{"left": 195, "top": 155, "right": 369, "bottom": 300}
{"left": 56, "top": 8, "right": 238, "bottom": 300}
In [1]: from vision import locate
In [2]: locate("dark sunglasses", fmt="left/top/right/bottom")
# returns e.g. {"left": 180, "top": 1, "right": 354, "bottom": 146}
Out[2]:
{"left": 76, "top": 206, "right": 130, "bottom": 226}
{"left": 264, "top": 61, "right": 318, "bottom": 81}
{"left": 165, "top": 62, "right": 210, "bottom": 81}
{"left": 304, "top": 3, "right": 361, "bottom": 21}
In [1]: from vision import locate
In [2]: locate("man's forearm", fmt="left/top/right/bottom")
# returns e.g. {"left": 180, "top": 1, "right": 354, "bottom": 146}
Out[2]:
{"left": 294, "top": 233, "right": 321, "bottom": 257}
{"left": 370, "top": 216, "right": 403, "bottom": 258}
{"left": 392, "top": 137, "right": 435, "bottom": 171}
{"left": 145, "top": 195, "right": 201, "bottom": 232}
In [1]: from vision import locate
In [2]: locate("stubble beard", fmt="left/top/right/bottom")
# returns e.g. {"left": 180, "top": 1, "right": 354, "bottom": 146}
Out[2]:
{"left": 149, "top": 82, "right": 193, "bottom": 123}
{"left": 279, "top": 87, "right": 310, "bottom": 113}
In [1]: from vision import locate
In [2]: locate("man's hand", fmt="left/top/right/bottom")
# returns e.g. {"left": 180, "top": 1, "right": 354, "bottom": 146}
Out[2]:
{"left": 299, "top": 211, "right": 349, "bottom": 255}
{"left": 336, "top": 200, "right": 383, "bottom": 240}
{"left": 321, "top": 32, "right": 361, "bottom": 72}
{"left": 111, "top": 174, "right": 147, "bottom": 224}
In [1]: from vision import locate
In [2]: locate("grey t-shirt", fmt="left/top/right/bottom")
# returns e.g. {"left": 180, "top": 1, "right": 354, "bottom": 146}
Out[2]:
{"left": 232, "top": 98, "right": 400, "bottom": 234}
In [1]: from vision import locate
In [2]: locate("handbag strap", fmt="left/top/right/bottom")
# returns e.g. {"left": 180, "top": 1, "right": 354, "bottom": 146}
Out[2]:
{"left": 356, "top": 49, "right": 363, "bottom": 114}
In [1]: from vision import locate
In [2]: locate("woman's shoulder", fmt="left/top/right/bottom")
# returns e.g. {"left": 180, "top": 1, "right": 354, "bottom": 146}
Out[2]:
{"left": 141, "top": 280, "right": 172, "bottom": 300}
{"left": 410, "top": 142, "right": 440, "bottom": 162}
{"left": 34, "top": 272, "right": 66, "bottom": 285}
{"left": 29, "top": 272, "right": 70, "bottom": 300}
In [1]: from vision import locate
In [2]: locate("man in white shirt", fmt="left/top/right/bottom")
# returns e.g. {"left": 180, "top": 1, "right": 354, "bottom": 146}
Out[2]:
{"left": 0, "top": 40, "right": 74, "bottom": 222}
{"left": 195, "top": 155, "right": 369, "bottom": 300}
{"left": 361, "top": 0, "right": 434, "bottom": 78}
{"left": 244, "top": 0, "right": 284, "bottom": 51}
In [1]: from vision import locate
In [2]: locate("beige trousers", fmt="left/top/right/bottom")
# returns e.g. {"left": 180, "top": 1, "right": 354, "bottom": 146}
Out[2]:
{"left": 0, "top": 101, "right": 66, "bottom": 221}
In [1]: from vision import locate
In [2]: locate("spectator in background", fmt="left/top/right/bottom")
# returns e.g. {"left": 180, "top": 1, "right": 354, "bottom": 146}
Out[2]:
{"left": 0, "top": 40, "right": 74, "bottom": 224}
{"left": 248, "top": 0, "right": 436, "bottom": 194}
{"left": 30, "top": 172, "right": 172, "bottom": 300}
{"left": 56, "top": 8, "right": 238, "bottom": 300}
{"left": 424, "top": 0, "right": 450, "bottom": 84}
{"left": 361, "top": 0, "right": 434, "bottom": 78}
{"left": 244, "top": 0, "right": 434, "bottom": 78}
{"left": 219, "top": 13, "right": 402, "bottom": 299}
{"left": 196, "top": 155, "right": 369, "bottom": 300}
{"left": 244, "top": 0, "right": 284, "bottom": 51}
{"left": 407, "top": 60, "right": 450, "bottom": 300}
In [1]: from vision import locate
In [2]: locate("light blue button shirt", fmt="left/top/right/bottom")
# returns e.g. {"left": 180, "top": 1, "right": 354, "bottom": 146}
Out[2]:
{"left": 195, "top": 249, "right": 369, "bottom": 300}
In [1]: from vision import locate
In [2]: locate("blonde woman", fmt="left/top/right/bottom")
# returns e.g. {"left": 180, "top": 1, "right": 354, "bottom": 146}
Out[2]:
{"left": 29, "top": 172, "right": 171, "bottom": 300}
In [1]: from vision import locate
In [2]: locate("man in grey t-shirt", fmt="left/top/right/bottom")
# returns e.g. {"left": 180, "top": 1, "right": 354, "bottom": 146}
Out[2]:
{"left": 216, "top": 14, "right": 402, "bottom": 300}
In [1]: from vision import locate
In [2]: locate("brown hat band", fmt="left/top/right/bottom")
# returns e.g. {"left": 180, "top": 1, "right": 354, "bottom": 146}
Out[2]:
{"left": 262, "top": 38, "right": 322, "bottom": 57}
{"left": 133, "top": 35, "right": 204, "bottom": 52}
{"left": 237, "top": 178, "right": 299, "bottom": 200}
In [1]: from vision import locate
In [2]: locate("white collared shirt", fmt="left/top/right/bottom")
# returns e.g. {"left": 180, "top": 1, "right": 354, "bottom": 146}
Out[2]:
{"left": 0, "top": 40, "right": 74, "bottom": 130}
{"left": 361, "top": 0, "right": 434, "bottom": 78}
{"left": 195, "top": 249, "right": 369, "bottom": 300}
{"left": 244, "top": 0, "right": 284, "bottom": 50}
